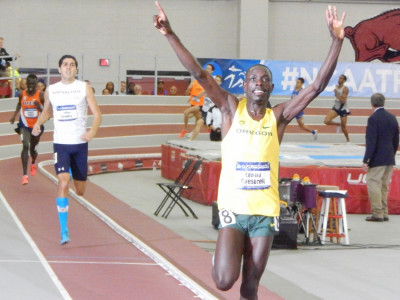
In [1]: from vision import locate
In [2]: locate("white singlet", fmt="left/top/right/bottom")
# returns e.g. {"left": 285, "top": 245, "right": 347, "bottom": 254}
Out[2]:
{"left": 48, "top": 80, "right": 88, "bottom": 144}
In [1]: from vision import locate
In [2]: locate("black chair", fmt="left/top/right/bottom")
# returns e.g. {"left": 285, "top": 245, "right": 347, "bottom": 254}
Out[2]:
{"left": 154, "top": 158, "right": 193, "bottom": 217}
{"left": 154, "top": 159, "right": 202, "bottom": 219}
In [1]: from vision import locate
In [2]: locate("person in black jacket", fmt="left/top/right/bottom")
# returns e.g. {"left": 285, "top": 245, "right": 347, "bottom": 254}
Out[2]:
{"left": 363, "top": 93, "right": 399, "bottom": 222}
{"left": 0, "top": 37, "right": 20, "bottom": 71}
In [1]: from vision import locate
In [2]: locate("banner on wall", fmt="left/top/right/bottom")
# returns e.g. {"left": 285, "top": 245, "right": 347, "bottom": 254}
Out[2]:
{"left": 198, "top": 58, "right": 400, "bottom": 99}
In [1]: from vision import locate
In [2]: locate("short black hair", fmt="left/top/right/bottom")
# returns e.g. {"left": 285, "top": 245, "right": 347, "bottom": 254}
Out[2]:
{"left": 370, "top": 93, "right": 385, "bottom": 107}
{"left": 26, "top": 73, "right": 38, "bottom": 81}
{"left": 246, "top": 64, "right": 273, "bottom": 82}
{"left": 341, "top": 74, "right": 347, "bottom": 81}
{"left": 58, "top": 55, "right": 78, "bottom": 67}
{"left": 207, "top": 64, "right": 215, "bottom": 71}
{"left": 297, "top": 77, "right": 305, "bottom": 84}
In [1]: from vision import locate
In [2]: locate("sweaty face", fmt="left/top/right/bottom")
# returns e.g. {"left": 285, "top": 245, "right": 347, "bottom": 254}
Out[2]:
{"left": 244, "top": 66, "right": 273, "bottom": 101}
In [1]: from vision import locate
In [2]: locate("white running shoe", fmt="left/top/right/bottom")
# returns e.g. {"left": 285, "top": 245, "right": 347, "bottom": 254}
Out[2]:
{"left": 312, "top": 130, "right": 318, "bottom": 141}
{"left": 336, "top": 126, "right": 341, "bottom": 133}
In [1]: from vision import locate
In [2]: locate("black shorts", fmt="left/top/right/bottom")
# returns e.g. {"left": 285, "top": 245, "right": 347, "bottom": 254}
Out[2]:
{"left": 332, "top": 106, "right": 351, "bottom": 117}
{"left": 53, "top": 143, "right": 88, "bottom": 181}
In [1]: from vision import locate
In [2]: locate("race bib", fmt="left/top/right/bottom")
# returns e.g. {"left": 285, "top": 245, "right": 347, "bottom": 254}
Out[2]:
{"left": 218, "top": 209, "right": 236, "bottom": 227}
{"left": 23, "top": 108, "right": 38, "bottom": 118}
{"left": 235, "top": 162, "right": 271, "bottom": 190}
{"left": 56, "top": 105, "right": 78, "bottom": 121}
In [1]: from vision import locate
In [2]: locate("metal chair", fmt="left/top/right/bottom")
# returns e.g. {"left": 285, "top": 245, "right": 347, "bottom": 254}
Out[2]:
{"left": 154, "top": 158, "right": 202, "bottom": 219}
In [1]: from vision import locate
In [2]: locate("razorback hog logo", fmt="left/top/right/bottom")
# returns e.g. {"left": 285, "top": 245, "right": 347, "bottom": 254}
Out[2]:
{"left": 345, "top": 9, "right": 400, "bottom": 62}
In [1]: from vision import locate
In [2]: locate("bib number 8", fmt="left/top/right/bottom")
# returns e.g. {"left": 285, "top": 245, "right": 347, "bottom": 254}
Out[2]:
{"left": 219, "top": 209, "right": 236, "bottom": 227}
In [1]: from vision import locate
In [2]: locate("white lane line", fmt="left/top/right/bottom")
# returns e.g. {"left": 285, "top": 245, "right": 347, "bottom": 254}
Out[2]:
{"left": 39, "top": 159, "right": 218, "bottom": 300}
{"left": 0, "top": 259, "right": 158, "bottom": 266}
{"left": 0, "top": 191, "right": 72, "bottom": 300}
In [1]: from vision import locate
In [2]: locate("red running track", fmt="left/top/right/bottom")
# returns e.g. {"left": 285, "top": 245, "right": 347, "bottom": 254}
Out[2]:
{"left": 0, "top": 156, "right": 281, "bottom": 299}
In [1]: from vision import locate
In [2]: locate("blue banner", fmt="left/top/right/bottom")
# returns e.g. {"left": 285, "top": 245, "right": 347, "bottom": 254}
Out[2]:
{"left": 198, "top": 58, "right": 400, "bottom": 99}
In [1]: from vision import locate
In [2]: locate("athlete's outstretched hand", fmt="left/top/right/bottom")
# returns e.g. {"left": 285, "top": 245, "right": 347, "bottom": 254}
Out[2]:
{"left": 153, "top": 1, "right": 172, "bottom": 36}
{"left": 326, "top": 5, "right": 346, "bottom": 40}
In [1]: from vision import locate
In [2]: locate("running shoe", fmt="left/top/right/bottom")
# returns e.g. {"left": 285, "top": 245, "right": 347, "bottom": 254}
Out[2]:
{"left": 60, "top": 230, "right": 70, "bottom": 245}
{"left": 336, "top": 126, "right": 341, "bottom": 133}
{"left": 178, "top": 130, "right": 187, "bottom": 138}
{"left": 21, "top": 175, "right": 28, "bottom": 185}
{"left": 30, "top": 164, "right": 37, "bottom": 176}
{"left": 312, "top": 130, "right": 318, "bottom": 141}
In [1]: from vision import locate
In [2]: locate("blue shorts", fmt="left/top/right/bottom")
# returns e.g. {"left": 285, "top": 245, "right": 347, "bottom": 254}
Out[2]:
{"left": 53, "top": 143, "right": 88, "bottom": 181}
{"left": 218, "top": 210, "right": 279, "bottom": 237}
{"left": 295, "top": 111, "right": 304, "bottom": 120}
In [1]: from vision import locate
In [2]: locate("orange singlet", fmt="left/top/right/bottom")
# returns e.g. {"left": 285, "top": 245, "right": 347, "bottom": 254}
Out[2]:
{"left": 20, "top": 90, "right": 42, "bottom": 128}
{"left": 189, "top": 80, "right": 205, "bottom": 106}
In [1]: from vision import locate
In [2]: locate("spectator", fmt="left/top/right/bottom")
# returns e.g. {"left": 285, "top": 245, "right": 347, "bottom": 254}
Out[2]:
{"left": 134, "top": 84, "right": 143, "bottom": 95}
{"left": 169, "top": 85, "right": 178, "bottom": 95}
{"left": 37, "top": 79, "right": 47, "bottom": 92}
{"left": 152, "top": 79, "right": 167, "bottom": 95}
{"left": 105, "top": 81, "right": 115, "bottom": 94}
{"left": 118, "top": 80, "right": 126, "bottom": 95}
{"left": 127, "top": 82, "right": 136, "bottom": 95}
{"left": 363, "top": 93, "right": 399, "bottom": 222}
{"left": 0, "top": 37, "right": 20, "bottom": 71}
{"left": 19, "top": 78, "right": 27, "bottom": 91}
{"left": 102, "top": 88, "right": 110, "bottom": 95}
{"left": 84, "top": 79, "right": 95, "bottom": 94}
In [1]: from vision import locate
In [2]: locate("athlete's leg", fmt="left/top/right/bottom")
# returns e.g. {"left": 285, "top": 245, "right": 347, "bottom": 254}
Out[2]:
{"left": 54, "top": 144, "right": 72, "bottom": 244}
{"left": 340, "top": 115, "right": 350, "bottom": 142}
{"left": 212, "top": 227, "right": 245, "bottom": 291}
{"left": 296, "top": 116, "right": 313, "bottom": 133}
{"left": 73, "top": 180, "right": 87, "bottom": 196}
{"left": 29, "top": 134, "right": 40, "bottom": 164}
{"left": 70, "top": 143, "right": 88, "bottom": 196}
{"left": 20, "top": 128, "right": 30, "bottom": 176}
{"left": 189, "top": 112, "right": 204, "bottom": 141}
{"left": 240, "top": 235, "right": 274, "bottom": 299}
{"left": 183, "top": 106, "right": 199, "bottom": 129}
{"left": 57, "top": 172, "right": 71, "bottom": 244}
{"left": 324, "top": 110, "right": 340, "bottom": 126}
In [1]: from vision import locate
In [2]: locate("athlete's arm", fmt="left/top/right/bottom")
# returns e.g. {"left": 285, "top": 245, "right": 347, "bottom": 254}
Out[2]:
{"left": 276, "top": 6, "right": 346, "bottom": 125}
{"left": 153, "top": 1, "right": 233, "bottom": 115}
{"left": 185, "top": 80, "right": 194, "bottom": 95}
{"left": 81, "top": 83, "right": 102, "bottom": 142}
{"left": 9, "top": 94, "right": 21, "bottom": 124}
{"left": 32, "top": 88, "right": 52, "bottom": 136}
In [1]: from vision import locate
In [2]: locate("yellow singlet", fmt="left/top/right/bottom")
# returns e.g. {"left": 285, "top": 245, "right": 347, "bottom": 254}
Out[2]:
{"left": 217, "top": 98, "right": 280, "bottom": 216}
